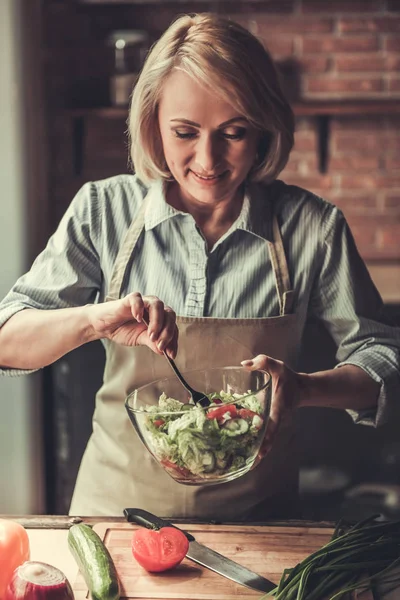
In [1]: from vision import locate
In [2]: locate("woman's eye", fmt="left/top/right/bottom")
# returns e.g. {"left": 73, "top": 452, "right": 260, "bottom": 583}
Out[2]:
{"left": 221, "top": 128, "right": 247, "bottom": 141}
{"left": 174, "top": 130, "right": 196, "bottom": 139}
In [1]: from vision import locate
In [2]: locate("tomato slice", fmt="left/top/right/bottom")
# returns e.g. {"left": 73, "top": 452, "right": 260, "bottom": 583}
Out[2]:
{"left": 131, "top": 527, "right": 189, "bottom": 572}
{"left": 237, "top": 408, "right": 258, "bottom": 419}
{"left": 206, "top": 404, "right": 238, "bottom": 423}
{"left": 160, "top": 459, "right": 192, "bottom": 478}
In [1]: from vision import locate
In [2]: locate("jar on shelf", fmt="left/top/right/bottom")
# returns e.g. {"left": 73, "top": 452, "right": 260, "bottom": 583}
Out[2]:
{"left": 107, "top": 30, "right": 149, "bottom": 107}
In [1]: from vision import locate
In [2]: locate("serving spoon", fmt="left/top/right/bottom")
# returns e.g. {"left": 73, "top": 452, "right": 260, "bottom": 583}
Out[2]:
{"left": 142, "top": 317, "right": 210, "bottom": 408}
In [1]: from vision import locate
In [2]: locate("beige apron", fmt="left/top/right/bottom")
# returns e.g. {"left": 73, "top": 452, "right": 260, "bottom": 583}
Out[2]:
{"left": 69, "top": 189, "right": 303, "bottom": 519}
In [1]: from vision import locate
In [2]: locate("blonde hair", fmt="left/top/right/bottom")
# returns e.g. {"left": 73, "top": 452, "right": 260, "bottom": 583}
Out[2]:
{"left": 129, "top": 13, "right": 294, "bottom": 184}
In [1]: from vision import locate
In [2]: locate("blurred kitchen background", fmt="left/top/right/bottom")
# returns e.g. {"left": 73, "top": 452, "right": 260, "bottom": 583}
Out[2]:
{"left": 0, "top": 0, "right": 399, "bottom": 520}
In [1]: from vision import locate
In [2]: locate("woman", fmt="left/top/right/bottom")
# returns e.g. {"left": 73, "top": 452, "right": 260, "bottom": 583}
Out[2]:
{"left": 0, "top": 14, "right": 399, "bottom": 519}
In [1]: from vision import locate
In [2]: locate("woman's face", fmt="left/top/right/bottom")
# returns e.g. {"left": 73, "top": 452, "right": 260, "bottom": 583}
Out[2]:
{"left": 158, "top": 70, "right": 260, "bottom": 208}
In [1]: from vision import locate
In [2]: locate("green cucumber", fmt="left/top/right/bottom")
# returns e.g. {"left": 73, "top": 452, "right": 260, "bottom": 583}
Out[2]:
{"left": 222, "top": 417, "right": 249, "bottom": 436}
{"left": 68, "top": 523, "right": 120, "bottom": 600}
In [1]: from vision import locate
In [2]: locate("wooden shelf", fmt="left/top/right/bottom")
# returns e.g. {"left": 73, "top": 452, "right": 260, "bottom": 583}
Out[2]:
{"left": 293, "top": 100, "right": 400, "bottom": 117}
{"left": 67, "top": 101, "right": 400, "bottom": 119}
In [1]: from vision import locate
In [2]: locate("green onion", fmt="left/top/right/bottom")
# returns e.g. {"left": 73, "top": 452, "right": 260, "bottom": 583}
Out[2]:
{"left": 260, "top": 515, "right": 400, "bottom": 600}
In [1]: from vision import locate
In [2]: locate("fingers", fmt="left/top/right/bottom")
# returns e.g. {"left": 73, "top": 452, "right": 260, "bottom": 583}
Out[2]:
{"left": 242, "top": 354, "right": 290, "bottom": 465}
{"left": 144, "top": 296, "right": 177, "bottom": 354}
{"left": 126, "top": 292, "right": 146, "bottom": 323}
{"left": 125, "top": 293, "right": 178, "bottom": 358}
{"left": 241, "top": 353, "right": 283, "bottom": 373}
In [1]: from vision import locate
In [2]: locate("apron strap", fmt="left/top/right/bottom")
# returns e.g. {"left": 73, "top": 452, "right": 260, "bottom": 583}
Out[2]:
{"left": 106, "top": 199, "right": 147, "bottom": 302}
{"left": 268, "top": 214, "right": 294, "bottom": 316}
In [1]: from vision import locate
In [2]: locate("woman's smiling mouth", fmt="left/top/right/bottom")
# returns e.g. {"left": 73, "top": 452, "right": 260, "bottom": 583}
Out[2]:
{"left": 190, "top": 169, "right": 228, "bottom": 184}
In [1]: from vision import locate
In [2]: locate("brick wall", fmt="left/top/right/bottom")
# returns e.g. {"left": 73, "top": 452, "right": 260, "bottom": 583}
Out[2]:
{"left": 224, "top": 1, "right": 400, "bottom": 266}
{"left": 44, "top": 0, "right": 400, "bottom": 297}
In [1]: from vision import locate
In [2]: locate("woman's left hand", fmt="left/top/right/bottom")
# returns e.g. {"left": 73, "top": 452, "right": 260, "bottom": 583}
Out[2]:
{"left": 241, "top": 354, "right": 305, "bottom": 462}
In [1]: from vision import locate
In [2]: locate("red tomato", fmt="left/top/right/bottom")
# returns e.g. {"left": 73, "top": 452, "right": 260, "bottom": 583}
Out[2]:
{"left": 206, "top": 404, "right": 238, "bottom": 423}
{"left": 153, "top": 419, "right": 165, "bottom": 428}
{"left": 238, "top": 408, "right": 258, "bottom": 420}
{"left": 160, "top": 459, "right": 192, "bottom": 478}
{"left": 131, "top": 527, "right": 189, "bottom": 572}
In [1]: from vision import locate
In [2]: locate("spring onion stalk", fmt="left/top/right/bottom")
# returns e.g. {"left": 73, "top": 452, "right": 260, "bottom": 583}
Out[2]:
{"left": 260, "top": 515, "right": 400, "bottom": 600}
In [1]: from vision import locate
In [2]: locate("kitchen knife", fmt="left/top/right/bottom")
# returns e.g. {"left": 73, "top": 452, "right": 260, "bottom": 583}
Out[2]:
{"left": 124, "top": 508, "right": 276, "bottom": 594}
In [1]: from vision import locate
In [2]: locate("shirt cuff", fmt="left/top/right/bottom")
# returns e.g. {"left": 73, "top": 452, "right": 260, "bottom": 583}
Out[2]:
{"left": 0, "top": 304, "right": 40, "bottom": 377}
{"left": 334, "top": 360, "right": 389, "bottom": 428}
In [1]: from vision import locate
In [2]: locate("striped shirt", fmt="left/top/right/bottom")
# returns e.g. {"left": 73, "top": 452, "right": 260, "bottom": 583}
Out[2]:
{"left": 1, "top": 174, "right": 399, "bottom": 426}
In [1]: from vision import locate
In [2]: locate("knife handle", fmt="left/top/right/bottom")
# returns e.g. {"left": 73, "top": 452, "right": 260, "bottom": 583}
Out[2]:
{"left": 124, "top": 508, "right": 173, "bottom": 530}
{"left": 124, "top": 508, "right": 195, "bottom": 541}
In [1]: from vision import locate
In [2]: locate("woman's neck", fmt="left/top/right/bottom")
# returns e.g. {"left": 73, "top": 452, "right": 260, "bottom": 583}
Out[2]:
{"left": 167, "top": 183, "right": 244, "bottom": 249}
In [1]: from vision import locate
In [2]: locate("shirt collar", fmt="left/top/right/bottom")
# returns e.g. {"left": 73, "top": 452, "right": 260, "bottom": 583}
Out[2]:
{"left": 144, "top": 179, "right": 186, "bottom": 230}
{"left": 143, "top": 178, "right": 274, "bottom": 242}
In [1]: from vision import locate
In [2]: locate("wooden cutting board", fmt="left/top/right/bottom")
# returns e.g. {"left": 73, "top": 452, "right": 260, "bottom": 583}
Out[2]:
{"left": 72, "top": 522, "right": 374, "bottom": 600}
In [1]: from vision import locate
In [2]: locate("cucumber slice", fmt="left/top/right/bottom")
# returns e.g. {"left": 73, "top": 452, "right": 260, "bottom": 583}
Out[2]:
{"left": 222, "top": 418, "right": 249, "bottom": 437}
{"left": 68, "top": 523, "right": 120, "bottom": 600}
{"left": 201, "top": 450, "right": 216, "bottom": 473}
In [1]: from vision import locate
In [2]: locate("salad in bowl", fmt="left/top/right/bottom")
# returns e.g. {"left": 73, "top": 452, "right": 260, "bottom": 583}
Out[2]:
{"left": 125, "top": 367, "right": 271, "bottom": 485}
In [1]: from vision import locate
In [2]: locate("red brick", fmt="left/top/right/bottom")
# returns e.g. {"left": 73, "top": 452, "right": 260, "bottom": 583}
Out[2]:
{"left": 346, "top": 223, "right": 377, "bottom": 257}
{"left": 306, "top": 76, "right": 384, "bottom": 93}
{"left": 386, "top": 55, "right": 400, "bottom": 71}
{"left": 341, "top": 135, "right": 400, "bottom": 153}
{"left": 293, "top": 131, "right": 317, "bottom": 152}
{"left": 333, "top": 134, "right": 389, "bottom": 153}
{"left": 338, "top": 17, "right": 400, "bottom": 33}
{"left": 301, "top": 0, "right": 382, "bottom": 12}
{"left": 330, "top": 117, "right": 388, "bottom": 132}
{"left": 378, "top": 222, "right": 400, "bottom": 256}
{"left": 384, "top": 157, "right": 400, "bottom": 170}
{"left": 280, "top": 174, "right": 333, "bottom": 190}
{"left": 261, "top": 36, "right": 294, "bottom": 57}
{"left": 345, "top": 215, "right": 400, "bottom": 260}
{"left": 334, "top": 55, "right": 386, "bottom": 72}
{"left": 383, "top": 193, "right": 400, "bottom": 210}
{"left": 255, "top": 17, "right": 333, "bottom": 34}
{"left": 385, "top": 36, "right": 400, "bottom": 51}
{"left": 388, "top": 77, "right": 400, "bottom": 92}
{"left": 302, "top": 36, "right": 379, "bottom": 54}
{"left": 329, "top": 156, "right": 380, "bottom": 172}
{"left": 282, "top": 153, "right": 319, "bottom": 173}
{"left": 340, "top": 175, "right": 400, "bottom": 189}
{"left": 301, "top": 56, "right": 330, "bottom": 73}
{"left": 329, "top": 194, "right": 378, "bottom": 212}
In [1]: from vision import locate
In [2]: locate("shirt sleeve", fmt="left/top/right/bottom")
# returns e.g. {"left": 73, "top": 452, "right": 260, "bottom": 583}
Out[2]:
{"left": 0, "top": 181, "right": 103, "bottom": 377}
{"left": 309, "top": 205, "right": 400, "bottom": 427}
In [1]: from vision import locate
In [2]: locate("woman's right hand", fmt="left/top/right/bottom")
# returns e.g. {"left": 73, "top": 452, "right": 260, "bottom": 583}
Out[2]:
{"left": 87, "top": 292, "right": 178, "bottom": 358}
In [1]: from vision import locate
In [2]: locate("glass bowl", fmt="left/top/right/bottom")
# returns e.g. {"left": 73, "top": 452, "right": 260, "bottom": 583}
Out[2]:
{"left": 125, "top": 366, "right": 271, "bottom": 486}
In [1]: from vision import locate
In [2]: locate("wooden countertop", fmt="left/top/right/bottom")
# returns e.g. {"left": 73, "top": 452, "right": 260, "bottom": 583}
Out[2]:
{"left": 3, "top": 515, "right": 334, "bottom": 593}
{"left": 3, "top": 515, "right": 399, "bottom": 599}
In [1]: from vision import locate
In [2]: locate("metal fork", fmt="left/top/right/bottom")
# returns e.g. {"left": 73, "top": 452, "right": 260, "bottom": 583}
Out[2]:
{"left": 142, "top": 317, "right": 210, "bottom": 408}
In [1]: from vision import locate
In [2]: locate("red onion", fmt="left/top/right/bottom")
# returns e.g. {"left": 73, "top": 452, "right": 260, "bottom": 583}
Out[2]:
{"left": 5, "top": 561, "right": 74, "bottom": 600}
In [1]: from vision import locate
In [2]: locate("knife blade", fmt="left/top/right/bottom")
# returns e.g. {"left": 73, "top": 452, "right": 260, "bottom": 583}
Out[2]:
{"left": 124, "top": 507, "right": 276, "bottom": 594}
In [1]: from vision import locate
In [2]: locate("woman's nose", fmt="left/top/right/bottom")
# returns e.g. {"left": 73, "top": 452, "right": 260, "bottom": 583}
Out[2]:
{"left": 194, "top": 134, "right": 222, "bottom": 173}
